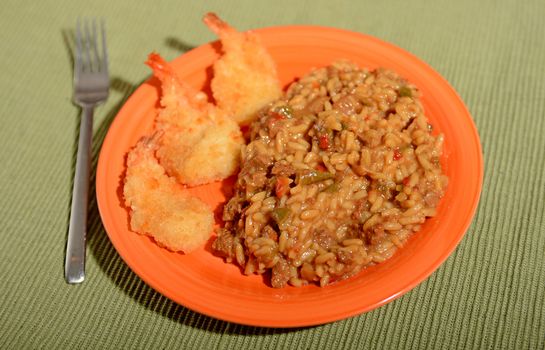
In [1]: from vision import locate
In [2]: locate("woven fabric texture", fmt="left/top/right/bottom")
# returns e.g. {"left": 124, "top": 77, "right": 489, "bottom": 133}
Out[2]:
{"left": 1, "top": 0, "right": 544, "bottom": 348}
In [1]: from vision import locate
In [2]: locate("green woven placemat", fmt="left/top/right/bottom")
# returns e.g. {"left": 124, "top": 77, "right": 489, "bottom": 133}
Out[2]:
{"left": 1, "top": 0, "right": 544, "bottom": 349}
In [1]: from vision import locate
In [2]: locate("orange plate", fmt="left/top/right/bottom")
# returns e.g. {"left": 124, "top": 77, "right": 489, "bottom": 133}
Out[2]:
{"left": 96, "top": 26, "right": 483, "bottom": 328}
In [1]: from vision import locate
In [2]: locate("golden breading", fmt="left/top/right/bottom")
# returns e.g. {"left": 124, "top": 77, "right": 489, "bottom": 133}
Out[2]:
{"left": 156, "top": 114, "right": 243, "bottom": 186}
{"left": 203, "top": 12, "right": 282, "bottom": 125}
{"left": 146, "top": 52, "right": 212, "bottom": 129}
{"left": 123, "top": 15, "right": 285, "bottom": 254}
{"left": 146, "top": 52, "right": 244, "bottom": 186}
{"left": 123, "top": 136, "right": 214, "bottom": 253}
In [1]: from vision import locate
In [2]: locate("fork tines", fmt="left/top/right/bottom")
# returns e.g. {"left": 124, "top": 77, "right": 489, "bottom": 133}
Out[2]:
{"left": 75, "top": 18, "right": 108, "bottom": 76}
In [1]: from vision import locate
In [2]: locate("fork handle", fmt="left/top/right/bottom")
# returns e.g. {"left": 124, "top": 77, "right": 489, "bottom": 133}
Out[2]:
{"left": 65, "top": 105, "right": 94, "bottom": 284}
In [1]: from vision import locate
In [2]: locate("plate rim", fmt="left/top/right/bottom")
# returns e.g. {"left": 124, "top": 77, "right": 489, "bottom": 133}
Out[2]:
{"left": 96, "top": 24, "right": 484, "bottom": 328}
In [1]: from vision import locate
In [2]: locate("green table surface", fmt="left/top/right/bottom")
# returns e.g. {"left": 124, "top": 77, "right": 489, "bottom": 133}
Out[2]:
{"left": 2, "top": 0, "right": 544, "bottom": 348}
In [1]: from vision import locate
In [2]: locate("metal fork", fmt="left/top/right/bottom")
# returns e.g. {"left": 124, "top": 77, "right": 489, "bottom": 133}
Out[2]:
{"left": 65, "top": 19, "right": 109, "bottom": 284}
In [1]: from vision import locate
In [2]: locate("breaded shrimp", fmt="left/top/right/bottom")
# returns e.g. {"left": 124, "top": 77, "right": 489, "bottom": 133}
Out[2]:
{"left": 203, "top": 12, "right": 282, "bottom": 125}
{"left": 123, "top": 135, "right": 214, "bottom": 253}
{"left": 146, "top": 52, "right": 211, "bottom": 129}
{"left": 145, "top": 52, "right": 244, "bottom": 186}
{"left": 156, "top": 114, "right": 243, "bottom": 186}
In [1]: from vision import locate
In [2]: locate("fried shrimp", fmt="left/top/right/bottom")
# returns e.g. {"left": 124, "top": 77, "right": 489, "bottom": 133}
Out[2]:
{"left": 146, "top": 53, "right": 244, "bottom": 186}
{"left": 156, "top": 115, "right": 243, "bottom": 186}
{"left": 203, "top": 12, "right": 282, "bottom": 125}
{"left": 146, "top": 52, "right": 212, "bottom": 129}
{"left": 123, "top": 135, "right": 214, "bottom": 253}
{"left": 123, "top": 14, "right": 282, "bottom": 254}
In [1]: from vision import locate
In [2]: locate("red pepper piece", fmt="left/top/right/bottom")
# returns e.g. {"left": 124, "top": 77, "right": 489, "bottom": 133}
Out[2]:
{"left": 315, "top": 164, "right": 326, "bottom": 172}
{"left": 275, "top": 176, "right": 290, "bottom": 198}
{"left": 319, "top": 134, "right": 330, "bottom": 150}
{"left": 393, "top": 148, "right": 402, "bottom": 161}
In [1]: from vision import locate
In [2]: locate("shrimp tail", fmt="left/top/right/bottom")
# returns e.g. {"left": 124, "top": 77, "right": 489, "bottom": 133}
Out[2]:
{"left": 203, "top": 12, "right": 235, "bottom": 38}
{"left": 145, "top": 52, "right": 209, "bottom": 115}
{"left": 145, "top": 52, "right": 177, "bottom": 84}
